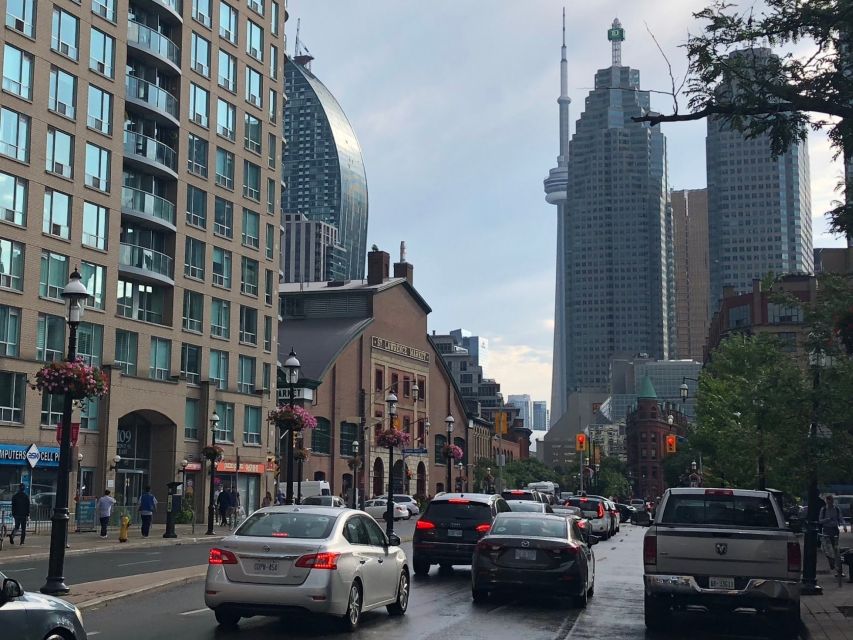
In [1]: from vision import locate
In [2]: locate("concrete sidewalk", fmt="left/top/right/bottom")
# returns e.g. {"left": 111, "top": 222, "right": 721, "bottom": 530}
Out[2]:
{"left": 802, "top": 530, "right": 853, "bottom": 639}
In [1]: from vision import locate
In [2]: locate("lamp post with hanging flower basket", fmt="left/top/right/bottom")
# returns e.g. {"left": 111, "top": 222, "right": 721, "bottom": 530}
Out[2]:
{"left": 378, "top": 392, "right": 410, "bottom": 536}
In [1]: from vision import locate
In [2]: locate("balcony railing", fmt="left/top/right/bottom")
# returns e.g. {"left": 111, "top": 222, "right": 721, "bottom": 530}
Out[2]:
{"left": 123, "top": 130, "right": 177, "bottom": 172}
{"left": 121, "top": 186, "right": 176, "bottom": 226}
{"left": 127, "top": 20, "right": 181, "bottom": 67}
{"left": 119, "top": 243, "right": 174, "bottom": 278}
{"left": 125, "top": 76, "right": 179, "bottom": 120}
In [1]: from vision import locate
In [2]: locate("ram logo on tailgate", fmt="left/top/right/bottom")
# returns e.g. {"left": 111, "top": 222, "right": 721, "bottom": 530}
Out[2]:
{"left": 715, "top": 543, "right": 728, "bottom": 556}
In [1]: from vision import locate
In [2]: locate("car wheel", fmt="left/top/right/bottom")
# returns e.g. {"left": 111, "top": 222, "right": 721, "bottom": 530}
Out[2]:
{"left": 340, "top": 581, "right": 362, "bottom": 632}
{"left": 387, "top": 570, "right": 409, "bottom": 616}
{"left": 587, "top": 579, "right": 595, "bottom": 598}
{"left": 439, "top": 563, "right": 453, "bottom": 574}
{"left": 573, "top": 587, "right": 588, "bottom": 608}
{"left": 472, "top": 587, "right": 489, "bottom": 604}
{"left": 775, "top": 604, "right": 801, "bottom": 639}
{"left": 405, "top": 511, "right": 412, "bottom": 520}
{"left": 214, "top": 609, "right": 241, "bottom": 628}
{"left": 44, "top": 633, "right": 69, "bottom": 640}
{"left": 413, "top": 556, "right": 430, "bottom": 576}
{"left": 644, "top": 594, "right": 670, "bottom": 631}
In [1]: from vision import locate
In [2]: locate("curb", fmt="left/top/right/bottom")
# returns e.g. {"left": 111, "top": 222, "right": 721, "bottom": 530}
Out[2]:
{"left": 4, "top": 535, "right": 224, "bottom": 562}
{"left": 76, "top": 570, "right": 207, "bottom": 611}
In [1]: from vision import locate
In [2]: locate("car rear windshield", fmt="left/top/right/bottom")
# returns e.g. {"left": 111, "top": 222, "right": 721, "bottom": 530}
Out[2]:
{"left": 236, "top": 511, "right": 337, "bottom": 538}
{"left": 394, "top": 495, "right": 413, "bottom": 502}
{"left": 425, "top": 501, "right": 491, "bottom": 523}
{"left": 502, "top": 490, "right": 536, "bottom": 501}
{"left": 508, "top": 502, "right": 545, "bottom": 513}
{"left": 565, "top": 498, "right": 602, "bottom": 517}
{"left": 492, "top": 516, "right": 567, "bottom": 538}
{"left": 302, "top": 496, "right": 330, "bottom": 505}
{"left": 660, "top": 494, "right": 780, "bottom": 528}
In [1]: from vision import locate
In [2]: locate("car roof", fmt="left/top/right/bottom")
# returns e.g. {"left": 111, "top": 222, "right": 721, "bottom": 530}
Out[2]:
{"left": 506, "top": 500, "right": 546, "bottom": 506}
{"left": 432, "top": 492, "right": 496, "bottom": 503}
{"left": 495, "top": 512, "right": 566, "bottom": 522}
{"left": 256, "top": 505, "right": 352, "bottom": 517}
{"left": 665, "top": 487, "right": 772, "bottom": 497}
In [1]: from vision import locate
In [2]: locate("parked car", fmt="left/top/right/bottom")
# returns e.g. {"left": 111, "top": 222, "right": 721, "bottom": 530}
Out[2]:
{"left": 364, "top": 499, "right": 410, "bottom": 521}
{"left": 301, "top": 495, "right": 346, "bottom": 508}
{"left": 615, "top": 503, "right": 636, "bottom": 523}
{"left": 393, "top": 495, "right": 421, "bottom": 517}
{"left": 471, "top": 512, "right": 597, "bottom": 606}
{"left": 0, "top": 571, "right": 88, "bottom": 639}
{"left": 413, "top": 493, "right": 509, "bottom": 575}
{"left": 205, "top": 506, "right": 409, "bottom": 631}
{"left": 587, "top": 495, "right": 619, "bottom": 535}
{"left": 564, "top": 497, "right": 612, "bottom": 539}
{"left": 505, "top": 500, "right": 554, "bottom": 514}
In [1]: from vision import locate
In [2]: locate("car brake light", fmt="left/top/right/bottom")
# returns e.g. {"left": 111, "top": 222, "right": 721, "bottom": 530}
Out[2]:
{"left": 448, "top": 498, "right": 470, "bottom": 504}
{"left": 549, "top": 544, "right": 578, "bottom": 558}
{"left": 416, "top": 520, "right": 436, "bottom": 530}
{"left": 580, "top": 498, "right": 588, "bottom": 502}
{"left": 476, "top": 540, "right": 503, "bottom": 553}
{"left": 643, "top": 535, "right": 657, "bottom": 565}
{"left": 787, "top": 542, "right": 802, "bottom": 573}
{"left": 705, "top": 489, "right": 734, "bottom": 496}
{"left": 577, "top": 519, "right": 587, "bottom": 528}
{"left": 510, "top": 490, "right": 524, "bottom": 494}
{"left": 209, "top": 548, "right": 238, "bottom": 565}
{"left": 295, "top": 552, "right": 340, "bottom": 570}
{"left": 475, "top": 523, "right": 492, "bottom": 534}
{"left": 597, "top": 503, "right": 605, "bottom": 519}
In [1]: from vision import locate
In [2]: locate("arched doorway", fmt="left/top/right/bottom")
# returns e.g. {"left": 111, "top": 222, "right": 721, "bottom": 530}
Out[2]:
{"left": 372, "top": 457, "right": 384, "bottom": 498}
{"left": 416, "top": 462, "right": 426, "bottom": 497}
{"left": 392, "top": 459, "right": 404, "bottom": 494}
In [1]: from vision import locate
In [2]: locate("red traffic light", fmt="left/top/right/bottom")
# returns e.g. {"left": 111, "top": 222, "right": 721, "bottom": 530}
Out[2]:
{"left": 575, "top": 433, "right": 587, "bottom": 452}
{"left": 665, "top": 434, "right": 677, "bottom": 453}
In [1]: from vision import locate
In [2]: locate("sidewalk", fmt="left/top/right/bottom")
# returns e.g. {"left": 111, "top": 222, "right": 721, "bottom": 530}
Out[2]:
{"left": 802, "top": 530, "right": 853, "bottom": 640}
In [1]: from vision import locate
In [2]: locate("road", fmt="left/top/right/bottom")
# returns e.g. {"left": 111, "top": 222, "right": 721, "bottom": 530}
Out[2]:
{"left": 79, "top": 523, "right": 794, "bottom": 640}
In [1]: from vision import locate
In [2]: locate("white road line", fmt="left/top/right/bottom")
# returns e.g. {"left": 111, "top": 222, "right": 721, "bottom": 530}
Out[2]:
{"left": 4, "top": 567, "right": 35, "bottom": 572}
{"left": 117, "top": 559, "right": 161, "bottom": 567}
{"left": 87, "top": 632, "right": 101, "bottom": 636}
{"left": 179, "top": 608, "right": 209, "bottom": 616}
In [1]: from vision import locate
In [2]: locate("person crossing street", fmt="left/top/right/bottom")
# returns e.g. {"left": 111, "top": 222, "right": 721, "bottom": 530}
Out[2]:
{"left": 819, "top": 494, "right": 848, "bottom": 575}
{"left": 9, "top": 484, "right": 29, "bottom": 546}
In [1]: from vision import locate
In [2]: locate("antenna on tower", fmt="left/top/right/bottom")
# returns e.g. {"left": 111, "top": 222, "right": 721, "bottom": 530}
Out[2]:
{"left": 562, "top": 6, "right": 566, "bottom": 48}
{"left": 295, "top": 18, "right": 301, "bottom": 56}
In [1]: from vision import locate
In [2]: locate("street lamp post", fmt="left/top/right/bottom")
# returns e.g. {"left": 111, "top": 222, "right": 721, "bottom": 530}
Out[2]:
{"left": 40, "top": 269, "right": 90, "bottom": 596}
{"left": 352, "top": 440, "right": 360, "bottom": 509}
{"left": 802, "top": 345, "right": 824, "bottom": 595}
{"left": 206, "top": 411, "right": 220, "bottom": 535}
{"left": 384, "top": 392, "right": 398, "bottom": 537}
{"left": 457, "top": 462, "right": 464, "bottom": 492}
{"left": 487, "top": 467, "right": 492, "bottom": 493}
{"left": 445, "top": 416, "right": 455, "bottom": 492}
{"left": 283, "top": 349, "right": 300, "bottom": 506}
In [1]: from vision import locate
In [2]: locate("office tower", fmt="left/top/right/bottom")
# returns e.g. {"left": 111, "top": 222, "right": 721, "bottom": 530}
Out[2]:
{"left": 0, "top": 0, "right": 285, "bottom": 512}
{"left": 533, "top": 401, "right": 549, "bottom": 431}
{"left": 281, "top": 213, "right": 346, "bottom": 282}
{"left": 507, "top": 394, "right": 533, "bottom": 429}
{"left": 672, "top": 189, "right": 710, "bottom": 360}
{"left": 707, "top": 48, "right": 813, "bottom": 305}
{"left": 544, "top": 17, "right": 674, "bottom": 427}
{"left": 283, "top": 53, "right": 368, "bottom": 281}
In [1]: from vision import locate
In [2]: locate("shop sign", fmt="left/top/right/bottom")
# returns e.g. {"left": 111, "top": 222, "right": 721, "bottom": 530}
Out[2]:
{"left": 215, "top": 461, "right": 265, "bottom": 474}
{"left": 185, "top": 462, "right": 202, "bottom": 471}
{"left": 0, "top": 444, "right": 61, "bottom": 467}
{"left": 371, "top": 336, "right": 430, "bottom": 363}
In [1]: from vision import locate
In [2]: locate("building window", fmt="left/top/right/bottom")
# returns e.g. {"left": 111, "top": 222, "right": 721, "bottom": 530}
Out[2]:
{"left": 89, "top": 28, "right": 115, "bottom": 78}
{"left": 6, "top": 0, "right": 36, "bottom": 38}
{"left": 82, "top": 202, "right": 108, "bottom": 250}
{"left": 237, "top": 355, "right": 255, "bottom": 393}
{"left": 240, "top": 257, "right": 258, "bottom": 296}
{"left": 80, "top": 261, "right": 106, "bottom": 310}
{"left": 214, "top": 197, "right": 233, "bottom": 237}
{"left": 268, "top": 88, "right": 277, "bottom": 123}
{"left": 0, "top": 372, "right": 26, "bottom": 423}
{"left": 43, "top": 189, "right": 72, "bottom": 239}
{"left": 190, "top": 32, "right": 211, "bottom": 77}
{"left": 51, "top": 8, "right": 79, "bottom": 60}
{"left": 42, "top": 393, "right": 63, "bottom": 427}
{"left": 219, "top": 1, "right": 237, "bottom": 44}
{"left": 375, "top": 368, "right": 384, "bottom": 392}
{"left": 391, "top": 373, "right": 399, "bottom": 394}
{"left": 77, "top": 322, "right": 103, "bottom": 366}
{"left": 214, "top": 400, "right": 234, "bottom": 442}
{"left": 244, "top": 113, "right": 261, "bottom": 153}
{"left": 84, "top": 143, "right": 110, "bottom": 192}
{"left": 728, "top": 305, "right": 750, "bottom": 328}
{"left": 243, "top": 405, "right": 261, "bottom": 444}
{"left": 184, "top": 398, "right": 199, "bottom": 440}
{"left": 270, "top": 1, "right": 279, "bottom": 35}
{"left": 0, "top": 171, "right": 27, "bottom": 226}
{"left": 245, "top": 66, "right": 262, "bottom": 108}
{"left": 239, "top": 305, "right": 257, "bottom": 344}
{"left": 189, "top": 83, "right": 209, "bottom": 127}
{"left": 267, "top": 133, "right": 276, "bottom": 168}
{"left": 92, "top": 0, "right": 117, "bottom": 22}
{"left": 2, "top": 44, "right": 33, "bottom": 99}
{"left": 186, "top": 185, "right": 207, "bottom": 229}
{"left": 768, "top": 303, "right": 803, "bottom": 324}
{"left": 40, "top": 250, "right": 68, "bottom": 300}
{"left": 242, "top": 208, "right": 259, "bottom": 248}
{"left": 37, "top": 313, "right": 65, "bottom": 362}
{"left": 182, "top": 289, "right": 204, "bottom": 333}
{"left": 265, "top": 223, "right": 275, "bottom": 260}
{"left": 263, "top": 315, "right": 272, "bottom": 351}
{"left": 114, "top": 329, "right": 138, "bottom": 375}
{"left": 246, "top": 19, "right": 263, "bottom": 61}
{"left": 0, "top": 304, "right": 21, "bottom": 356}
{"left": 184, "top": 236, "right": 206, "bottom": 280}
{"left": 180, "top": 343, "right": 201, "bottom": 385}
{"left": 210, "top": 350, "right": 229, "bottom": 390}
{"left": 46, "top": 128, "right": 74, "bottom": 179}
{"left": 216, "top": 99, "right": 236, "bottom": 140}
{"left": 266, "top": 178, "right": 275, "bottom": 214}
{"left": 215, "top": 147, "right": 234, "bottom": 188}
{"left": 210, "top": 298, "right": 230, "bottom": 338}
{"left": 264, "top": 269, "right": 273, "bottom": 305}
{"left": 0, "top": 107, "right": 30, "bottom": 161}
{"left": 248, "top": 0, "right": 263, "bottom": 16}
{"left": 116, "top": 279, "right": 166, "bottom": 324}
{"left": 212, "top": 246, "right": 232, "bottom": 288}
{"left": 87, "top": 85, "right": 112, "bottom": 135}
{"left": 192, "top": 0, "right": 211, "bottom": 27}
{"left": 340, "top": 422, "right": 358, "bottom": 456}
{"left": 434, "top": 435, "right": 447, "bottom": 464}
{"left": 269, "top": 44, "right": 278, "bottom": 79}
{"left": 0, "top": 238, "right": 24, "bottom": 291}
{"left": 312, "top": 418, "right": 331, "bottom": 455}
{"left": 48, "top": 67, "right": 76, "bottom": 119}
{"left": 243, "top": 161, "right": 261, "bottom": 201}
{"left": 187, "top": 133, "right": 208, "bottom": 177}
{"left": 218, "top": 50, "right": 236, "bottom": 92}
{"left": 149, "top": 336, "right": 171, "bottom": 380}
{"left": 262, "top": 362, "right": 270, "bottom": 392}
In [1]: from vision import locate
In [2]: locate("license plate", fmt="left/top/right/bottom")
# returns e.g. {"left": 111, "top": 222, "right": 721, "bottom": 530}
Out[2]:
{"left": 515, "top": 549, "right": 537, "bottom": 561}
{"left": 709, "top": 576, "right": 735, "bottom": 590}
{"left": 447, "top": 529, "right": 463, "bottom": 538}
{"left": 252, "top": 561, "right": 280, "bottom": 573}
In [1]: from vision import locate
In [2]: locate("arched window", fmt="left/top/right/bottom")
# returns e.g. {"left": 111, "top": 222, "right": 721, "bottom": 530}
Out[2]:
{"left": 313, "top": 471, "right": 326, "bottom": 481}
{"left": 312, "top": 417, "right": 331, "bottom": 454}
{"left": 434, "top": 434, "right": 447, "bottom": 464}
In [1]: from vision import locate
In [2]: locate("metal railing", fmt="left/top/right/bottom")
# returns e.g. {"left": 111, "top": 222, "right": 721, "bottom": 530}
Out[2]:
{"left": 119, "top": 242, "right": 175, "bottom": 278}
{"left": 127, "top": 20, "right": 181, "bottom": 66}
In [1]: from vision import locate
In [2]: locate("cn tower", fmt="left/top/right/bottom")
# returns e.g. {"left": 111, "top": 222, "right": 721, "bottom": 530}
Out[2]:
{"left": 543, "top": 8, "right": 570, "bottom": 427}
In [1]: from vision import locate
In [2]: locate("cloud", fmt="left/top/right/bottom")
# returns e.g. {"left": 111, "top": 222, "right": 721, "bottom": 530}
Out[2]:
{"left": 484, "top": 342, "right": 552, "bottom": 403}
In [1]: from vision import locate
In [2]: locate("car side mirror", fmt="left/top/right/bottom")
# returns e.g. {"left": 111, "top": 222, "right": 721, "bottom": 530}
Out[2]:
{"left": 387, "top": 533, "right": 401, "bottom": 547}
{"left": 788, "top": 516, "right": 803, "bottom": 533}
{"left": 588, "top": 535, "right": 599, "bottom": 546}
{"left": 1, "top": 578, "right": 23, "bottom": 602}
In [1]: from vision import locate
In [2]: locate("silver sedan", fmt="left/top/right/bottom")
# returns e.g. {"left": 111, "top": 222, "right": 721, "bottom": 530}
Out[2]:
{"left": 0, "top": 572, "right": 88, "bottom": 639}
{"left": 204, "top": 505, "right": 410, "bottom": 631}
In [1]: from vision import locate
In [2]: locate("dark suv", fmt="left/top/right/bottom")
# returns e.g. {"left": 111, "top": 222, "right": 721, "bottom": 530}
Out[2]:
{"left": 413, "top": 493, "right": 509, "bottom": 575}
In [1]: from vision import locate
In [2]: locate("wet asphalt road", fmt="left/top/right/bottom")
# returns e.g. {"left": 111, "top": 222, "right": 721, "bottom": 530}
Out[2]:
{"left": 81, "top": 524, "right": 798, "bottom": 640}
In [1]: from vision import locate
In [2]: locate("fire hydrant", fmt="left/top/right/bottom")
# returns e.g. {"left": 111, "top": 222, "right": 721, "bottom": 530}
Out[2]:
{"left": 119, "top": 514, "right": 130, "bottom": 542}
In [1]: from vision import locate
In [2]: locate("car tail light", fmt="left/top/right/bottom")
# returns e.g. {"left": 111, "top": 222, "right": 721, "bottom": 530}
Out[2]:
{"left": 476, "top": 540, "right": 503, "bottom": 554}
{"left": 597, "top": 503, "right": 605, "bottom": 519}
{"left": 787, "top": 542, "right": 802, "bottom": 572}
{"left": 295, "top": 552, "right": 340, "bottom": 570}
{"left": 577, "top": 519, "right": 587, "bottom": 528}
{"left": 643, "top": 535, "right": 657, "bottom": 565}
{"left": 705, "top": 489, "right": 734, "bottom": 496}
{"left": 209, "top": 548, "right": 238, "bottom": 565}
{"left": 548, "top": 544, "right": 578, "bottom": 558}
{"left": 510, "top": 490, "right": 524, "bottom": 495}
{"left": 448, "top": 498, "right": 470, "bottom": 504}
{"left": 416, "top": 519, "right": 436, "bottom": 530}
{"left": 475, "top": 523, "right": 492, "bottom": 534}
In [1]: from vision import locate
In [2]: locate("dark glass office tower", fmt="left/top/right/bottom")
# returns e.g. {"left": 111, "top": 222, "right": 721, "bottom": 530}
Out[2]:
{"left": 283, "top": 54, "right": 368, "bottom": 280}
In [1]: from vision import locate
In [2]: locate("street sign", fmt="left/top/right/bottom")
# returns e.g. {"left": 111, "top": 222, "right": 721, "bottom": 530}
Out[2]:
{"left": 26, "top": 443, "right": 40, "bottom": 469}
{"left": 402, "top": 448, "right": 428, "bottom": 455}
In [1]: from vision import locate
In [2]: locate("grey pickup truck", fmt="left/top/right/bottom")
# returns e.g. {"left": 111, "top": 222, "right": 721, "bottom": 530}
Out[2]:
{"left": 643, "top": 487, "right": 801, "bottom": 637}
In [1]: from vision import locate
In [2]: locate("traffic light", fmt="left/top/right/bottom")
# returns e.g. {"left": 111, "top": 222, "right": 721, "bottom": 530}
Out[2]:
{"left": 665, "top": 434, "right": 677, "bottom": 454}
{"left": 575, "top": 433, "right": 587, "bottom": 452}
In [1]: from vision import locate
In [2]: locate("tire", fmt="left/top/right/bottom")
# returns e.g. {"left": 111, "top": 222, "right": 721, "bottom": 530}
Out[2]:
{"left": 214, "top": 609, "right": 241, "bottom": 628}
{"left": 644, "top": 594, "right": 670, "bottom": 631}
{"left": 387, "top": 571, "right": 409, "bottom": 616}
{"left": 439, "top": 563, "right": 453, "bottom": 574}
{"left": 573, "top": 587, "right": 588, "bottom": 608}
{"left": 413, "top": 556, "right": 430, "bottom": 576}
{"left": 587, "top": 580, "right": 595, "bottom": 598}
{"left": 775, "top": 604, "right": 801, "bottom": 639}
{"left": 472, "top": 587, "right": 489, "bottom": 604}
{"left": 340, "top": 581, "right": 362, "bottom": 632}
{"left": 44, "top": 633, "right": 70, "bottom": 640}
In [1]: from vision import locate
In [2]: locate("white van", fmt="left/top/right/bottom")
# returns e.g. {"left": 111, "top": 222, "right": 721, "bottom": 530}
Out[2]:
{"left": 278, "top": 480, "right": 331, "bottom": 499}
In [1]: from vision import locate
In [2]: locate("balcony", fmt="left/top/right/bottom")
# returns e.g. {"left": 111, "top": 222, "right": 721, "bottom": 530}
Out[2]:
{"left": 134, "top": 0, "right": 183, "bottom": 23}
{"left": 125, "top": 76, "right": 179, "bottom": 126}
{"left": 123, "top": 130, "right": 178, "bottom": 179}
{"left": 119, "top": 242, "right": 175, "bottom": 286}
{"left": 127, "top": 20, "right": 181, "bottom": 74}
{"left": 121, "top": 186, "right": 176, "bottom": 231}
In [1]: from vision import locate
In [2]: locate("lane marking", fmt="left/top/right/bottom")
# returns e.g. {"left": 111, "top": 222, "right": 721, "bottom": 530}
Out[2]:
{"left": 4, "top": 567, "right": 36, "bottom": 572}
{"left": 87, "top": 632, "right": 101, "bottom": 636}
{"left": 117, "top": 560, "right": 161, "bottom": 567}
{"left": 179, "top": 608, "right": 209, "bottom": 616}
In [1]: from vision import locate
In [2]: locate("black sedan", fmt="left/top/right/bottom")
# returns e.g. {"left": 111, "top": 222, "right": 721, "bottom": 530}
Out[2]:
{"left": 471, "top": 513, "right": 597, "bottom": 607}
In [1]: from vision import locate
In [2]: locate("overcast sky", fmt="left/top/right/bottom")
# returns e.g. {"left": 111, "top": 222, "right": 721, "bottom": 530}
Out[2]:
{"left": 286, "top": 0, "right": 847, "bottom": 407}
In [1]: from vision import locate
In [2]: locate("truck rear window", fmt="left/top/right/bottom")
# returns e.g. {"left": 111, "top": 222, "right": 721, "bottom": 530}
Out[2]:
{"left": 660, "top": 495, "right": 779, "bottom": 528}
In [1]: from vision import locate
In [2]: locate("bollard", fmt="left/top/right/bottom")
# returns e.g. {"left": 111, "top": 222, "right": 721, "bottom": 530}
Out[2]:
{"left": 163, "top": 481, "right": 182, "bottom": 538}
{"left": 119, "top": 514, "right": 130, "bottom": 542}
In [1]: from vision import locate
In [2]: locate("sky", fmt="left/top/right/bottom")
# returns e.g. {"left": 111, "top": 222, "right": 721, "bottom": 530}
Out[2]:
{"left": 286, "top": 0, "right": 847, "bottom": 408}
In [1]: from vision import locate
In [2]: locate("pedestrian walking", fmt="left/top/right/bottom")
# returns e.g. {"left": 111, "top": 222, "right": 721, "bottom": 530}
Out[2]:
{"left": 9, "top": 484, "right": 30, "bottom": 545}
{"left": 96, "top": 490, "right": 116, "bottom": 538}
{"left": 138, "top": 486, "right": 158, "bottom": 537}
{"left": 217, "top": 486, "right": 231, "bottom": 526}
{"left": 261, "top": 491, "right": 273, "bottom": 508}
{"left": 229, "top": 487, "right": 241, "bottom": 526}
{"left": 820, "top": 494, "right": 848, "bottom": 572}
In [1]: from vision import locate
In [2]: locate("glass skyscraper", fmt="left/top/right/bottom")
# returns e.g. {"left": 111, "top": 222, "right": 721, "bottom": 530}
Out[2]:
{"left": 284, "top": 54, "right": 368, "bottom": 280}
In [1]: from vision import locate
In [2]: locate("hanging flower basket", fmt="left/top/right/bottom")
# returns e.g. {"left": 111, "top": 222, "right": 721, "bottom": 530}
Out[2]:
{"left": 267, "top": 404, "right": 318, "bottom": 431}
{"left": 31, "top": 357, "right": 109, "bottom": 401}
{"left": 834, "top": 306, "right": 853, "bottom": 354}
{"left": 376, "top": 428, "right": 410, "bottom": 449}
{"left": 201, "top": 445, "right": 223, "bottom": 462}
{"left": 347, "top": 454, "right": 363, "bottom": 471}
{"left": 405, "top": 467, "right": 413, "bottom": 479}
{"left": 293, "top": 447, "right": 310, "bottom": 462}
{"left": 442, "top": 444, "right": 464, "bottom": 461}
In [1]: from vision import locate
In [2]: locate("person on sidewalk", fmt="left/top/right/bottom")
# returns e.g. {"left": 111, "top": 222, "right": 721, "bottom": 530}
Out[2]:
{"left": 819, "top": 494, "right": 848, "bottom": 572}
{"left": 261, "top": 491, "right": 273, "bottom": 508}
{"left": 96, "top": 490, "right": 116, "bottom": 538}
{"left": 217, "top": 487, "right": 231, "bottom": 527}
{"left": 9, "top": 484, "right": 30, "bottom": 546}
{"left": 138, "top": 486, "right": 158, "bottom": 538}
{"left": 229, "top": 487, "right": 241, "bottom": 526}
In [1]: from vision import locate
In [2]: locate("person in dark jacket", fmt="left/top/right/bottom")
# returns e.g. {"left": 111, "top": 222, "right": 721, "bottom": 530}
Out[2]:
{"left": 217, "top": 487, "right": 231, "bottom": 526}
{"left": 9, "top": 484, "right": 30, "bottom": 545}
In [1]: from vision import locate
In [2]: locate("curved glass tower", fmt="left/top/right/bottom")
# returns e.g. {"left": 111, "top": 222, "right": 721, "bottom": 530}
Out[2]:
{"left": 284, "top": 55, "right": 368, "bottom": 280}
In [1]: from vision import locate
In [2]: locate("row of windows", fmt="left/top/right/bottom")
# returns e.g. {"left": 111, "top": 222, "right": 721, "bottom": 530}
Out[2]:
{"left": 182, "top": 292, "right": 275, "bottom": 353}
{"left": 187, "top": 398, "right": 264, "bottom": 444}
{"left": 186, "top": 188, "right": 276, "bottom": 258}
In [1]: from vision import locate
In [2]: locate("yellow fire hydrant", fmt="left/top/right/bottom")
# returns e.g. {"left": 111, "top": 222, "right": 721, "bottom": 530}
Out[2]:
{"left": 119, "top": 514, "right": 130, "bottom": 543}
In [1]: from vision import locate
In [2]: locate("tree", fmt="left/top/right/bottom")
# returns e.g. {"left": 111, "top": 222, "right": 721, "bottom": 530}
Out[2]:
{"left": 634, "top": 0, "right": 852, "bottom": 235}
{"left": 501, "top": 458, "right": 561, "bottom": 491}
